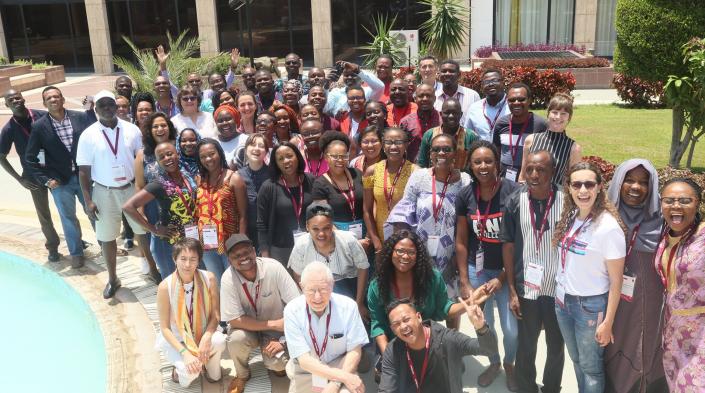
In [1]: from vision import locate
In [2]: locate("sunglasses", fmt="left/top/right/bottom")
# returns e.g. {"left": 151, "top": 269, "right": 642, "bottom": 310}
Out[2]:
{"left": 431, "top": 146, "right": 453, "bottom": 153}
{"left": 181, "top": 96, "right": 198, "bottom": 102}
{"left": 661, "top": 197, "right": 694, "bottom": 206}
{"left": 570, "top": 181, "right": 598, "bottom": 190}
{"left": 508, "top": 97, "right": 527, "bottom": 103}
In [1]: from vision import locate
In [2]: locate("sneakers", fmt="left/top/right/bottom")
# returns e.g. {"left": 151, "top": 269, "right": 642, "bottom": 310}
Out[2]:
{"left": 71, "top": 255, "right": 85, "bottom": 269}
{"left": 140, "top": 257, "right": 151, "bottom": 275}
{"left": 48, "top": 249, "right": 61, "bottom": 262}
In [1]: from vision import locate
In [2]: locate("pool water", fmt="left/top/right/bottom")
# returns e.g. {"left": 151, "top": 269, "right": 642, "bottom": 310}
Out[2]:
{"left": 0, "top": 251, "right": 107, "bottom": 392}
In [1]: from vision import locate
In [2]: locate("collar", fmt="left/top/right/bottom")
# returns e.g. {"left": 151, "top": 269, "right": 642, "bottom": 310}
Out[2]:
{"left": 234, "top": 258, "right": 264, "bottom": 283}
{"left": 49, "top": 111, "right": 69, "bottom": 123}
{"left": 484, "top": 94, "right": 506, "bottom": 108}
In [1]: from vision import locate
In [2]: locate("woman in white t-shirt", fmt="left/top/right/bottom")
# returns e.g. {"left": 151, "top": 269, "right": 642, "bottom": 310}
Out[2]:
{"left": 551, "top": 161, "right": 626, "bottom": 393}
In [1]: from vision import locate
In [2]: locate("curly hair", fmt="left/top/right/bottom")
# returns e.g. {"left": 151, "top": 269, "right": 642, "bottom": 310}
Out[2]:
{"left": 130, "top": 91, "right": 154, "bottom": 122}
{"left": 467, "top": 140, "right": 500, "bottom": 183}
{"left": 319, "top": 130, "right": 350, "bottom": 153}
{"left": 661, "top": 177, "right": 704, "bottom": 244}
{"left": 195, "top": 138, "right": 228, "bottom": 180}
{"left": 142, "top": 112, "right": 177, "bottom": 156}
{"left": 552, "top": 161, "right": 627, "bottom": 246}
{"left": 375, "top": 230, "right": 436, "bottom": 309}
{"left": 270, "top": 102, "right": 300, "bottom": 134}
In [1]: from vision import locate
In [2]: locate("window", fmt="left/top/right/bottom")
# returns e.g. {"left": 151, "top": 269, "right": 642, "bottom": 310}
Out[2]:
{"left": 494, "top": 0, "right": 575, "bottom": 45}
{"left": 594, "top": 0, "right": 616, "bottom": 57}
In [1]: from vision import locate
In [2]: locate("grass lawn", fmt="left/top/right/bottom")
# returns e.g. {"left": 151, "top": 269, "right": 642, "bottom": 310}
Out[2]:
{"left": 566, "top": 104, "right": 704, "bottom": 171}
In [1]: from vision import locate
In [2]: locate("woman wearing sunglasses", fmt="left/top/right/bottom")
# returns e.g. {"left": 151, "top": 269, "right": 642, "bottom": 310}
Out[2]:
{"left": 171, "top": 86, "right": 217, "bottom": 139}
{"left": 656, "top": 177, "right": 705, "bottom": 392}
{"left": 552, "top": 161, "right": 626, "bottom": 393}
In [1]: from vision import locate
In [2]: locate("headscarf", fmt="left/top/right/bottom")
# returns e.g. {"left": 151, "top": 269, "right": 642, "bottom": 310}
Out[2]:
{"left": 607, "top": 159, "right": 663, "bottom": 252}
{"left": 176, "top": 128, "right": 202, "bottom": 177}
{"left": 213, "top": 104, "right": 241, "bottom": 129}
{"left": 171, "top": 271, "right": 211, "bottom": 355}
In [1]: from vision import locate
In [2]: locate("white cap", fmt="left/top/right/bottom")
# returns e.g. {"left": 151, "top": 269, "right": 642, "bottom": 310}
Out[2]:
{"left": 94, "top": 90, "right": 116, "bottom": 104}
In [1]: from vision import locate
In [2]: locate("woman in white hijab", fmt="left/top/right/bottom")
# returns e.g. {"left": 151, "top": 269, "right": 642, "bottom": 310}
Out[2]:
{"left": 604, "top": 159, "right": 667, "bottom": 393}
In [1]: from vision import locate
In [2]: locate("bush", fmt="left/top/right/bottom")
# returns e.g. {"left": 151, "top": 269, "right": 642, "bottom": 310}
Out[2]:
{"left": 612, "top": 73, "right": 665, "bottom": 108}
{"left": 481, "top": 57, "right": 609, "bottom": 70}
{"left": 615, "top": 0, "right": 705, "bottom": 82}
{"left": 474, "top": 43, "right": 586, "bottom": 58}
{"left": 584, "top": 156, "right": 616, "bottom": 183}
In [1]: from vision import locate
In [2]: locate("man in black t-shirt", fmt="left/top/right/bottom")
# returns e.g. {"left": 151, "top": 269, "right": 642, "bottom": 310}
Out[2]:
{"left": 492, "top": 83, "right": 548, "bottom": 182}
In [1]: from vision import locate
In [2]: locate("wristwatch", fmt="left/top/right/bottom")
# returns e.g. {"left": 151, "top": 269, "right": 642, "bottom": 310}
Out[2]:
{"left": 278, "top": 335, "right": 287, "bottom": 345}
{"left": 476, "top": 323, "right": 490, "bottom": 336}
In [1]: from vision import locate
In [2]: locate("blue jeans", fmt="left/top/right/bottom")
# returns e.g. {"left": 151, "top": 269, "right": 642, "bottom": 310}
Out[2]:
{"left": 202, "top": 249, "right": 228, "bottom": 286}
{"left": 150, "top": 235, "right": 174, "bottom": 279}
{"left": 333, "top": 277, "right": 358, "bottom": 299}
{"left": 468, "top": 263, "right": 518, "bottom": 364}
{"left": 50, "top": 175, "right": 87, "bottom": 256}
{"left": 555, "top": 292, "right": 608, "bottom": 393}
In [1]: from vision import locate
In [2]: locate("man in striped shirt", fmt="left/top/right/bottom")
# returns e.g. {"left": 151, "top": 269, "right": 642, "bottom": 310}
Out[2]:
{"left": 501, "top": 150, "right": 566, "bottom": 393}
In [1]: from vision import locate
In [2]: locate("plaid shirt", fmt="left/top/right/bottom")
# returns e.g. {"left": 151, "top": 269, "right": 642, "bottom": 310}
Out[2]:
{"left": 50, "top": 113, "right": 74, "bottom": 152}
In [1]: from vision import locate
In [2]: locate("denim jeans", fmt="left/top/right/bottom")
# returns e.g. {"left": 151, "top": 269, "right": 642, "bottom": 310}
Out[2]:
{"left": 555, "top": 292, "right": 608, "bottom": 393}
{"left": 49, "top": 175, "right": 87, "bottom": 256}
{"left": 202, "top": 249, "right": 228, "bottom": 286}
{"left": 333, "top": 277, "right": 358, "bottom": 300}
{"left": 150, "top": 235, "right": 174, "bottom": 279}
{"left": 468, "top": 263, "right": 518, "bottom": 364}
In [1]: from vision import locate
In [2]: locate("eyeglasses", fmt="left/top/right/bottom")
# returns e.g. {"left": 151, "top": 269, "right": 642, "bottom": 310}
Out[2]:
{"left": 383, "top": 140, "right": 405, "bottom": 146}
{"left": 347, "top": 96, "right": 365, "bottom": 101}
{"left": 304, "top": 287, "right": 331, "bottom": 296}
{"left": 508, "top": 97, "right": 527, "bottom": 103}
{"left": 661, "top": 197, "right": 694, "bottom": 206}
{"left": 256, "top": 119, "right": 274, "bottom": 125}
{"left": 361, "top": 138, "right": 380, "bottom": 146}
{"left": 181, "top": 96, "right": 198, "bottom": 102}
{"left": 285, "top": 60, "right": 299, "bottom": 66}
{"left": 394, "top": 248, "right": 417, "bottom": 257}
{"left": 327, "top": 153, "right": 350, "bottom": 161}
{"left": 431, "top": 146, "right": 453, "bottom": 153}
{"left": 482, "top": 79, "right": 502, "bottom": 86}
{"left": 301, "top": 131, "right": 322, "bottom": 138}
{"left": 570, "top": 181, "right": 598, "bottom": 190}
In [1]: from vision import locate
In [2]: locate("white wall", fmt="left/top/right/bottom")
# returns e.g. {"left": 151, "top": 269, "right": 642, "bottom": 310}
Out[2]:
{"left": 470, "top": 0, "right": 494, "bottom": 58}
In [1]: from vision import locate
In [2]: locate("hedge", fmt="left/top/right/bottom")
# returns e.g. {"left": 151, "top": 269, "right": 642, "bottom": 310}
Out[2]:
{"left": 480, "top": 57, "right": 609, "bottom": 70}
{"left": 612, "top": 73, "right": 665, "bottom": 108}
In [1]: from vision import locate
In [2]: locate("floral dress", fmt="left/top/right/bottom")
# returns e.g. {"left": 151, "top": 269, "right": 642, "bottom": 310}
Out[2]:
{"left": 195, "top": 171, "right": 239, "bottom": 254}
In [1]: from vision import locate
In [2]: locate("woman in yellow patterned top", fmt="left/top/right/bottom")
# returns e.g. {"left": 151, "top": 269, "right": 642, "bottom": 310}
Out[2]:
{"left": 363, "top": 127, "right": 417, "bottom": 253}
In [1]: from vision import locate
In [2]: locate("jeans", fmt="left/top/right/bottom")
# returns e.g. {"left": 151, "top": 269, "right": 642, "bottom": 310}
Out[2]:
{"left": 516, "top": 296, "right": 565, "bottom": 393}
{"left": 555, "top": 292, "right": 608, "bottom": 393}
{"left": 49, "top": 175, "right": 86, "bottom": 256}
{"left": 202, "top": 249, "right": 228, "bottom": 286}
{"left": 28, "top": 179, "right": 60, "bottom": 251}
{"left": 150, "top": 235, "right": 174, "bottom": 279}
{"left": 333, "top": 277, "right": 358, "bottom": 300}
{"left": 468, "top": 263, "right": 518, "bottom": 364}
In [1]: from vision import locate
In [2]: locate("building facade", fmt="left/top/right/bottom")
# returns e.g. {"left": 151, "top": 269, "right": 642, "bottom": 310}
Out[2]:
{"left": 0, "top": 0, "right": 616, "bottom": 73}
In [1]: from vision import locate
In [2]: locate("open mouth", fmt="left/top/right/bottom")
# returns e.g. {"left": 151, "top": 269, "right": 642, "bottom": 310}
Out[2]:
{"left": 670, "top": 213, "right": 684, "bottom": 225}
{"left": 576, "top": 195, "right": 591, "bottom": 203}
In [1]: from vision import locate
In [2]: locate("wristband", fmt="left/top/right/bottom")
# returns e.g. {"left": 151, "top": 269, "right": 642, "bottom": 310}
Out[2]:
{"left": 475, "top": 324, "right": 490, "bottom": 336}
{"left": 179, "top": 347, "right": 187, "bottom": 355}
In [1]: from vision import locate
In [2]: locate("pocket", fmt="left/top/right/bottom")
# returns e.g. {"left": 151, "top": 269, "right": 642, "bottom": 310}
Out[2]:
{"left": 579, "top": 296, "right": 606, "bottom": 314}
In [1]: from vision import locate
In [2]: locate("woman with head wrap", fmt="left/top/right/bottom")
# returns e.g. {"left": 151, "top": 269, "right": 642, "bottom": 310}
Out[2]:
{"left": 604, "top": 159, "right": 667, "bottom": 393}
{"left": 176, "top": 128, "right": 201, "bottom": 177}
{"left": 213, "top": 104, "right": 243, "bottom": 168}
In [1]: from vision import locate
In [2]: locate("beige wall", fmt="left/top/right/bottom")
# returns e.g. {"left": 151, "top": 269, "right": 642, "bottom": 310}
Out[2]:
{"left": 574, "top": 0, "right": 598, "bottom": 51}
{"left": 196, "top": 0, "right": 220, "bottom": 56}
{"left": 311, "top": 0, "right": 333, "bottom": 67}
{"left": 85, "top": 0, "right": 113, "bottom": 73}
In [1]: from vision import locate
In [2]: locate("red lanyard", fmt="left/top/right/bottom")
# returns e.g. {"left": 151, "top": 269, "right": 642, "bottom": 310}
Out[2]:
{"left": 101, "top": 127, "right": 120, "bottom": 158}
{"left": 383, "top": 161, "right": 405, "bottom": 209}
{"left": 328, "top": 171, "right": 356, "bottom": 220}
{"left": 157, "top": 101, "right": 175, "bottom": 116}
{"left": 528, "top": 191, "right": 554, "bottom": 254}
{"left": 242, "top": 281, "right": 261, "bottom": 315}
{"left": 11, "top": 110, "right": 35, "bottom": 137}
{"left": 174, "top": 173, "right": 194, "bottom": 217}
{"left": 306, "top": 303, "right": 332, "bottom": 358}
{"left": 405, "top": 325, "right": 431, "bottom": 393}
{"left": 482, "top": 98, "right": 505, "bottom": 130}
{"left": 560, "top": 214, "right": 593, "bottom": 271}
{"left": 655, "top": 226, "right": 693, "bottom": 288}
{"left": 431, "top": 169, "right": 452, "bottom": 223}
{"left": 282, "top": 175, "right": 304, "bottom": 223}
{"left": 474, "top": 182, "right": 498, "bottom": 241}
{"left": 626, "top": 224, "right": 640, "bottom": 258}
{"left": 507, "top": 113, "right": 531, "bottom": 162}
{"left": 305, "top": 148, "right": 324, "bottom": 177}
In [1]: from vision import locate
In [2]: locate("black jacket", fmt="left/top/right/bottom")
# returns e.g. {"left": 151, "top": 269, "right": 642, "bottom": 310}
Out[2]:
{"left": 25, "top": 110, "right": 92, "bottom": 185}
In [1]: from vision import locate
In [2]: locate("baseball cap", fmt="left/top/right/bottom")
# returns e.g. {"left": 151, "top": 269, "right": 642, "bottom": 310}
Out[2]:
{"left": 224, "top": 233, "right": 253, "bottom": 253}
{"left": 306, "top": 201, "right": 333, "bottom": 221}
{"left": 94, "top": 90, "right": 116, "bottom": 104}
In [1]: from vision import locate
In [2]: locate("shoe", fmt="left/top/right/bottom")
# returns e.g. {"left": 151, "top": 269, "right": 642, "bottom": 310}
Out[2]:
{"left": 140, "top": 258, "right": 151, "bottom": 274}
{"left": 504, "top": 363, "right": 518, "bottom": 392}
{"left": 227, "top": 377, "right": 247, "bottom": 393}
{"left": 71, "top": 255, "right": 85, "bottom": 269}
{"left": 103, "top": 279, "right": 122, "bottom": 299}
{"left": 477, "top": 363, "right": 501, "bottom": 387}
{"left": 123, "top": 239, "right": 134, "bottom": 251}
{"left": 171, "top": 367, "right": 179, "bottom": 383}
{"left": 48, "top": 250, "right": 61, "bottom": 262}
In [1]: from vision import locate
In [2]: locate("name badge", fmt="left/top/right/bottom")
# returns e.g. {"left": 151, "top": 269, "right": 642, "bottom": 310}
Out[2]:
{"left": 184, "top": 224, "right": 199, "bottom": 240}
{"left": 111, "top": 164, "right": 127, "bottom": 182}
{"left": 292, "top": 228, "right": 307, "bottom": 240}
{"left": 524, "top": 262, "right": 544, "bottom": 290}
{"left": 555, "top": 282, "right": 566, "bottom": 308}
{"left": 37, "top": 149, "right": 46, "bottom": 166}
{"left": 475, "top": 246, "right": 484, "bottom": 276}
{"left": 505, "top": 167, "right": 518, "bottom": 182}
{"left": 311, "top": 374, "right": 328, "bottom": 392}
{"left": 427, "top": 235, "right": 440, "bottom": 257}
{"left": 348, "top": 223, "right": 363, "bottom": 239}
{"left": 202, "top": 224, "right": 219, "bottom": 249}
{"left": 621, "top": 274, "right": 636, "bottom": 302}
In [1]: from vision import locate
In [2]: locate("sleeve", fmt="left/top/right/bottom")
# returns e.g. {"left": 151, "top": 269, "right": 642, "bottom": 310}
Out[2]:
{"left": 0, "top": 125, "right": 13, "bottom": 155}
{"left": 346, "top": 233, "right": 370, "bottom": 269}
{"left": 220, "top": 272, "right": 246, "bottom": 321}
{"left": 130, "top": 125, "right": 143, "bottom": 152}
{"left": 416, "top": 131, "right": 431, "bottom": 168}
{"left": 24, "top": 125, "right": 49, "bottom": 184}
{"left": 447, "top": 326, "right": 498, "bottom": 358}
{"left": 359, "top": 71, "right": 385, "bottom": 102}
{"left": 287, "top": 236, "right": 307, "bottom": 273}
{"left": 601, "top": 216, "right": 627, "bottom": 260}
{"left": 311, "top": 177, "right": 330, "bottom": 200}
{"left": 75, "top": 129, "right": 94, "bottom": 166}
{"left": 499, "top": 189, "right": 520, "bottom": 243}
{"left": 283, "top": 303, "right": 311, "bottom": 360}
{"left": 274, "top": 261, "right": 302, "bottom": 303}
{"left": 367, "top": 280, "right": 387, "bottom": 338}
{"left": 345, "top": 300, "right": 370, "bottom": 350}
{"left": 378, "top": 344, "right": 400, "bottom": 393}
{"left": 225, "top": 67, "right": 235, "bottom": 88}
{"left": 463, "top": 114, "right": 476, "bottom": 133}
{"left": 143, "top": 181, "right": 166, "bottom": 199}
{"left": 455, "top": 185, "right": 471, "bottom": 216}
{"left": 431, "top": 271, "right": 453, "bottom": 320}
{"left": 256, "top": 180, "right": 274, "bottom": 252}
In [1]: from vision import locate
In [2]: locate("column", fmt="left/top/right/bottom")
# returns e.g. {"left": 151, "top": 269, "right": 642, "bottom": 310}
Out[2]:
{"left": 311, "top": 0, "right": 333, "bottom": 67}
{"left": 470, "top": 0, "right": 494, "bottom": 59}
{"left": 0, "top": 7, "right": 8, "bottom": 59}
{"left": 574, "top": 0, "right": 598, "bottom": 51}
{"left": 84, "top": 0, "right": 113, "bottom": 73}
{"left": 196, "top": 0, "right": 220, "bottom": 56}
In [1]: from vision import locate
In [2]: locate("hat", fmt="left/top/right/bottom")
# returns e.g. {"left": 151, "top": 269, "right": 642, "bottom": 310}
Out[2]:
{"left": 306, "top": 201, "right": 333, "bottom": 221}
{"left": 94, "top": 90, "right": 116, "bottom": 104}
{"left": 224, "top": 234, "right": 253, "bottom": 252}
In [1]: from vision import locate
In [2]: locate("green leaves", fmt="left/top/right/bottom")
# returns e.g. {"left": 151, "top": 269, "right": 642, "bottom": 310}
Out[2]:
{"left": 418, "top": 0, "right": 469, "bottom": 60}
{"left": 358, "top": 14, "right": 407, "bottom": 68}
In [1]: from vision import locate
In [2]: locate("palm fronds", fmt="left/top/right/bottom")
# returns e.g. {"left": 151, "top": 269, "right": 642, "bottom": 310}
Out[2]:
{"left": 419, "top": 0, "right": 469, "bottom": 60}
{"left": 358, "top": 14, "right": 407, "bottom": 68}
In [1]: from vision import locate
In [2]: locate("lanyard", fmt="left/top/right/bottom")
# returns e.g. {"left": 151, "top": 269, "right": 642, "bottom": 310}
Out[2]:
{"left": 528, "top": 191, "right": 554, "bottom": 254}
{"left": 383, "top": 161, "right": 405, "bottom": 209}
{"left": 474, "top": 182, "right": 498, "bottom": 241}
{"left": 431, "top": 168, "right": 452, "bottom": 223}
{"left": 482, "top": 97, "right": 505, "bottom": 130}
{"left": 306, "top": 303, "right": 332, "bottom": 358}
{"left": 405, "top": 325, "right": 431, "bottom": 393}
{"left": 11, "top": 110, "right": 35, "bottom": 137}
{"left": 241, "top": 281, "right": 261, "bottom": 315}
{"left": 560, "top": 214, "right": 593, "bottom": 271}
{"left": 282, "top": 175, "right": 304, "bottom": 224}
{"left": 626, "top": 224, "right": 640, "bottom": 258}
{"left": 205, "top": 170, "right": 224, "bottom": 217}
{"left": 305, "top": 148, "right": 324, "bottom": 177}
{"left": 173, "top": 173, "right": 194, "bottom": 217}
{"left": 507, "top": 113, "right": 531, "bottom": 162}
{"left": 101, "top": 127, "right": 120, "bottom": 158}
{"left": 655, "top": 226, "right": 693, "bottom": 288}
{"left": 186, "top": 286, "right": 195, "bottom": 328}
{"left": 328, "top": 171, "right": 356, "bottom": 220}
{"left": 157, "top": 101, "right": 175, "bottom": 117}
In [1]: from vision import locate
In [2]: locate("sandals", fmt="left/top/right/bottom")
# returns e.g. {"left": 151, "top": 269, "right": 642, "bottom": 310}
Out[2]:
{"left": 171, "top": 367, "right": 179, "bottom": 383}
{"left": 116, "top": 248, "right": 129, "bottom": 257}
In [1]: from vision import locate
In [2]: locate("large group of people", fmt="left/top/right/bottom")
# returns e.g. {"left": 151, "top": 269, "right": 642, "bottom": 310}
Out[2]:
{"left": 2, "top": 48, "right": 704, "bottom": 393}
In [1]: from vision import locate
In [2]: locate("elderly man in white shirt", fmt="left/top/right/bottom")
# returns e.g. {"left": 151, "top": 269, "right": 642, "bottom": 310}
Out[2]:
{"left": 463, "top": 68, "right": 511, "bottom": 141}
{"left": 284, "top": 261, "right": 368, "bottom": 393}
{"left": 77, "top": 90, "right": 158, "bottom": 299}
{"left": 434, "top": 59, "right": 480, "bottom": 126}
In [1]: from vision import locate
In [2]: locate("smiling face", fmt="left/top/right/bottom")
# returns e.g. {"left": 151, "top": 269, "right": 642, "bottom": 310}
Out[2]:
{"left": 95, "top": 98, "right": 118, "bottom": 122}
{"left": 470, "top": 147, "right": 498, "bottom": 184}
{"left": 209, "top": 73, "right": 226, "bottom": 94}
{"left": 325, "top": 141, "right": 349, "bottom": 173}
{"left": 219, "top": 91, "right": 236, "bottom": 107}
{"left": 283, "top": 82, "right": 300, "bottom": 107}
{"left": 547, "top": 108, "right": 571, "bottom": 132}
{"left": 299, "top": 120, "right": 323, "bottom": 151}
{"left": 481, "top": 71, "right": 503, "bottom": 98}
{"left": 440, "top": 100, "right": 461, "bottom": 130}
{"left": 300, "top": 104, "right": 321, "bottom": 123}
{"left": 360, "top": 130, "right": 382, "bottom": 160}
{"left": 307, "top": 67, "right": 326, "bottom": 87}
{"left": 175, "top": 248, "right": 199, "bottom": 277}
{"left": 237, "top": 95, "right": 257, "bottom": 118}
{"left": 255, "top": 71, "right": 274, "bottom": 94}
{"left": 376, "top": 57, "right": 393, "bottom": 81}
{"left": 155, "top": 143, "right": 179, "bottom": 174}
{"left": 342, "top": 69, "right": 359, "bottom": 87}
{"left": 42, "top": 88, "right": 65, "bottom": 112}
{"left": 661, "top": 182, "right": 700, "bottom": 234}
{"left": 180, "top": 92, "right": 199, "bottom": 114}
{"left": 136, "top": 101, "right": 154, "bottom": 126}
{"left": 5, "top": 90, "right": 26, "bottom": 114}
{"left": 153, "top": 76, "right": 170, "bottom": 96}
{"left": 275, "top": 146, "right": 299, "bottom": 176}
{"left": 227, "top": 242, "right": 257, "bottom": 273}
{"left": 389, "top": 303, "right": 423, "bottom": 346}
{"left": 151, "top": 116, "right": 171, "bottom": 143}
{"left": 179, "top": 130, "right": 198, "bottom": 157}
{"left": 245, "top": 136, "right": 267, "bottom": 165}
{"left": 568, "top": 169, "right": 600, "bottom": 213}
{"left": 365, "top": 102, "right": 386, "bottom": 126}
{"left": 216, "top": 110, "right": 238, "bottom": 140}
{"left": 391, "top": 238, "right": 417, "bottom": 273}
{"left": 430, "top": 135, "right": 455, "bottom": 170}
{"left": 389, "top": 79, "right": 408, "bottom": 108}
{"left": 242, "top": 67, "right": 256, "bottom": 89}
{"left": 116, "top": 97, "right": 130, "bottom": 121}
{"left": 255, "top": 113, "right": 275, "bottom": 134}
{"left": 419, "top": 59, "right": 437, "bottom": 81}
{"left": 438, "top": 62, "right": 460, "bottom": 89}
{"left": 115, "top": 77, "right": 133, "bottom": 98}
{"left": 187, "top": 73, "right": 203, "bottom": 91}
{"left": 507, "top": 87, "right": 530, "bottom": 118}
{"left": 308, "top": 86, "right": 327, "bottom": 112}
{"left": 198, "top": 142, "right": 222, "bottom": 173}
{"left": 302, "top": 271, "right": 333, "bottom": 314}
{"left": 415, "top": 84, "right": 436, "bottom": 111}
{"left": 274, "top": 108, "right": 291, "bottom": 137}
{"left": 382, "top": 129, "right": 407, "bottom": 161}
{"left": 524, "top": 151, "right": 554, "bottom": 193}
{"left": 347, "top": 88, "right": 365, "bottom": 113}
{"left": 285, "top": 54, "right": 301, "bottom": 76}
{"left": 307, "top": 215, "right": 334, "bottom": 246}
{"left": 620, "top": 166, "right": 650, "bottom": 207}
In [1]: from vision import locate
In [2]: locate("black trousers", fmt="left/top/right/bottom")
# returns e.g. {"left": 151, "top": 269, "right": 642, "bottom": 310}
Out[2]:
{"left": 516, "top": 296, "right": 565, "bottom": 393}
{"left": 29, "top": 181, "right": 60, "bottom": 251}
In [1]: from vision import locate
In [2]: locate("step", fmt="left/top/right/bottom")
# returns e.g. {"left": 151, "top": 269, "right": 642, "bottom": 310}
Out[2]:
{"left": 10, "top": 72, "right": 46, "bottom": 92}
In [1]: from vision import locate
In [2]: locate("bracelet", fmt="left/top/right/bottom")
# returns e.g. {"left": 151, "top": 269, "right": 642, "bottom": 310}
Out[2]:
{"left": 179, "top": 347, "right": 187, "bottom": 354}
{"left": 475, "top": 324, "right": 490, "bottom": 336}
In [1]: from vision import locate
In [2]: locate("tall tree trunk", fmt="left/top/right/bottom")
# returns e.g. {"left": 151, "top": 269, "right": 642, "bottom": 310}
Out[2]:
{"left": 670, "top": 107, "right": 685, "bottom": 168}
{"left": 686, "top": 136, "right": 696, "bottom": 168}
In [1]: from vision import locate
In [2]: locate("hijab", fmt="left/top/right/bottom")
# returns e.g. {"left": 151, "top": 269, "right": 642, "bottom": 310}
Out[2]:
{"left": 176, "top": 128, "right": 202, "bottom": 177}
{"left": 607, "top": 159, "right": 663, "bottom": 252}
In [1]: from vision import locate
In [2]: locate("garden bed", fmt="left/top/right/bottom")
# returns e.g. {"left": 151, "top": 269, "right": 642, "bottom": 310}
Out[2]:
{"left": 31, "top": 65, "right": 65, "bottom": 85}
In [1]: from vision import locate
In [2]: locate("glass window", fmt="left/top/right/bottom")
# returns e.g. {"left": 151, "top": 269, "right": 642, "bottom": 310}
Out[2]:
{"left": 494, "top": 0, "right": 574, "bottom": 45}
{"left": 594, "top": 0, "right": 616, "bottom": 57}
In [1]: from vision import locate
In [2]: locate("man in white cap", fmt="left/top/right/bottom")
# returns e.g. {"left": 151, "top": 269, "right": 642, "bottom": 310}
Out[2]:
{"left": 76, "top": 90, "right": 159, "bottom": 299}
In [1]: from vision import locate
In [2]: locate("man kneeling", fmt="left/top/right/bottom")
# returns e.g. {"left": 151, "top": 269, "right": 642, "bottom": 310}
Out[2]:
{"left": 284, "top": 261, "right": 368, "bottom": 393}
{"left": 156, "top": 238, "right": 226, "bottom": 387}
{"left": 378, "top": 297, "right": 497, "bottom": 393}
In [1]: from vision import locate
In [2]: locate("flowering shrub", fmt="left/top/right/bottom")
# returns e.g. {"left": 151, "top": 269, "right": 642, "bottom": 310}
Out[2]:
{"left": 481, "top": 57, "right": 610, "bottom": 69}
{"left": 583, "top": 156, "right": 616, "bottom": 183}
{"left": 474, "top": 43, "right": 587, "bottom": 58}
{"left": 612, "top": 73, "right": 665, "bottom": 108}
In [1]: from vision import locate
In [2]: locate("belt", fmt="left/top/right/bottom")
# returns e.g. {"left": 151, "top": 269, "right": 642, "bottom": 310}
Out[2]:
{"left": 671, "top": 306, "right": 705, "bottom": 316}
{"left": 94, "top": 181, "right": 134, "bottom": 190}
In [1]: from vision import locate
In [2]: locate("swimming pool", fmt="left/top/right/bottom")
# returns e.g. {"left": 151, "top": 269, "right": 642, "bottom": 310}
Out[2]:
{"left": 0, "top": 251, "right": 107, "bottom": 392}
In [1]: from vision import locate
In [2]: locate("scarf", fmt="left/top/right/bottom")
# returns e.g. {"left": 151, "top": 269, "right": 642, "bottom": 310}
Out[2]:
{"left": 607, "top": 159, "right": 663, "bottom": 252}
{"left": 171, "top": 270, "right": 211, "bottom": 355}
{"left": 176, "top": 128, "right": 202, "bottom": 177}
